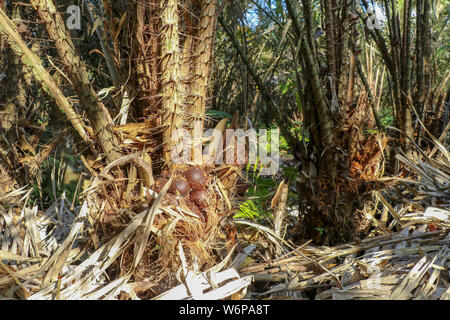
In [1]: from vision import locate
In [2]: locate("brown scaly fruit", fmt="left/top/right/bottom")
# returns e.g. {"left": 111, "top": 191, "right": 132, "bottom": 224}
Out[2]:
{"left": 169, "top": 177, "right": 190, "bottom": 196}
{"left": 188, "top": 202, "right": 204, "bottom": 221}
{"left": 185, "top": 167, "right": 208, "bottom": 191}
{"left": 190, "top": 190, "right": 208, "bottom": 209}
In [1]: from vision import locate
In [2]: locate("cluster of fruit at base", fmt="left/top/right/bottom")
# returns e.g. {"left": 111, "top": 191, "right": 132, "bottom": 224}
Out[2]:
{"left": 155, "top": 166, "right": 210, "bottom": 220}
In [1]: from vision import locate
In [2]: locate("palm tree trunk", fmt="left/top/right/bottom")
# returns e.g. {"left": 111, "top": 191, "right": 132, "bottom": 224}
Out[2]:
{"left": 30, "top": 0, "right": 120, "bottom": 162}
{"left": 160, "top": 0, "right": 183, "bottom": 166}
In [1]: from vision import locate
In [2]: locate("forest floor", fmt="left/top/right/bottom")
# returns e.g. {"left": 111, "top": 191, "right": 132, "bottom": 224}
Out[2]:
{"left": 232, "top": 150, "right": 449, "bottom": 300}
{"left": 0, "top": 147, "right": 448, "bottom": 300}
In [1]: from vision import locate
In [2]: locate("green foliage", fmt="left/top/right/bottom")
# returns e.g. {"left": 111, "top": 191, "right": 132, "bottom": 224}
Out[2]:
{"left": 235, "top": 175, "right": 275, "bottom": 220}
{"left": 365, "top": 128, "right": 378, "bottom": 134}
{"left": 380, "top": 107, "right": 394, "bottom": 127}
{"left": 234, "top": 199, "right": 263, "bottom": 219}
{"left": 235, "top": 168, "right": 297, "bottom": 221}
{"left": 279, "top": 73, "right": 302, "bottom": 112}
{"left": 280, "top": 78, "right": 295, "bottom": 96}
{"left": 315, "top": 227, "right": 325, "bottom": 236}
{"left": 280, "top": 135, "right": 290, "bottom": 151}
{"left": 280, "top": 124, "right": 307, "bottom": 153}
{"left": 281, "top": 165, "right": 297, "bottom": 180}
{"left": 206, "top": 109, "right": 232, "bottom": 120}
